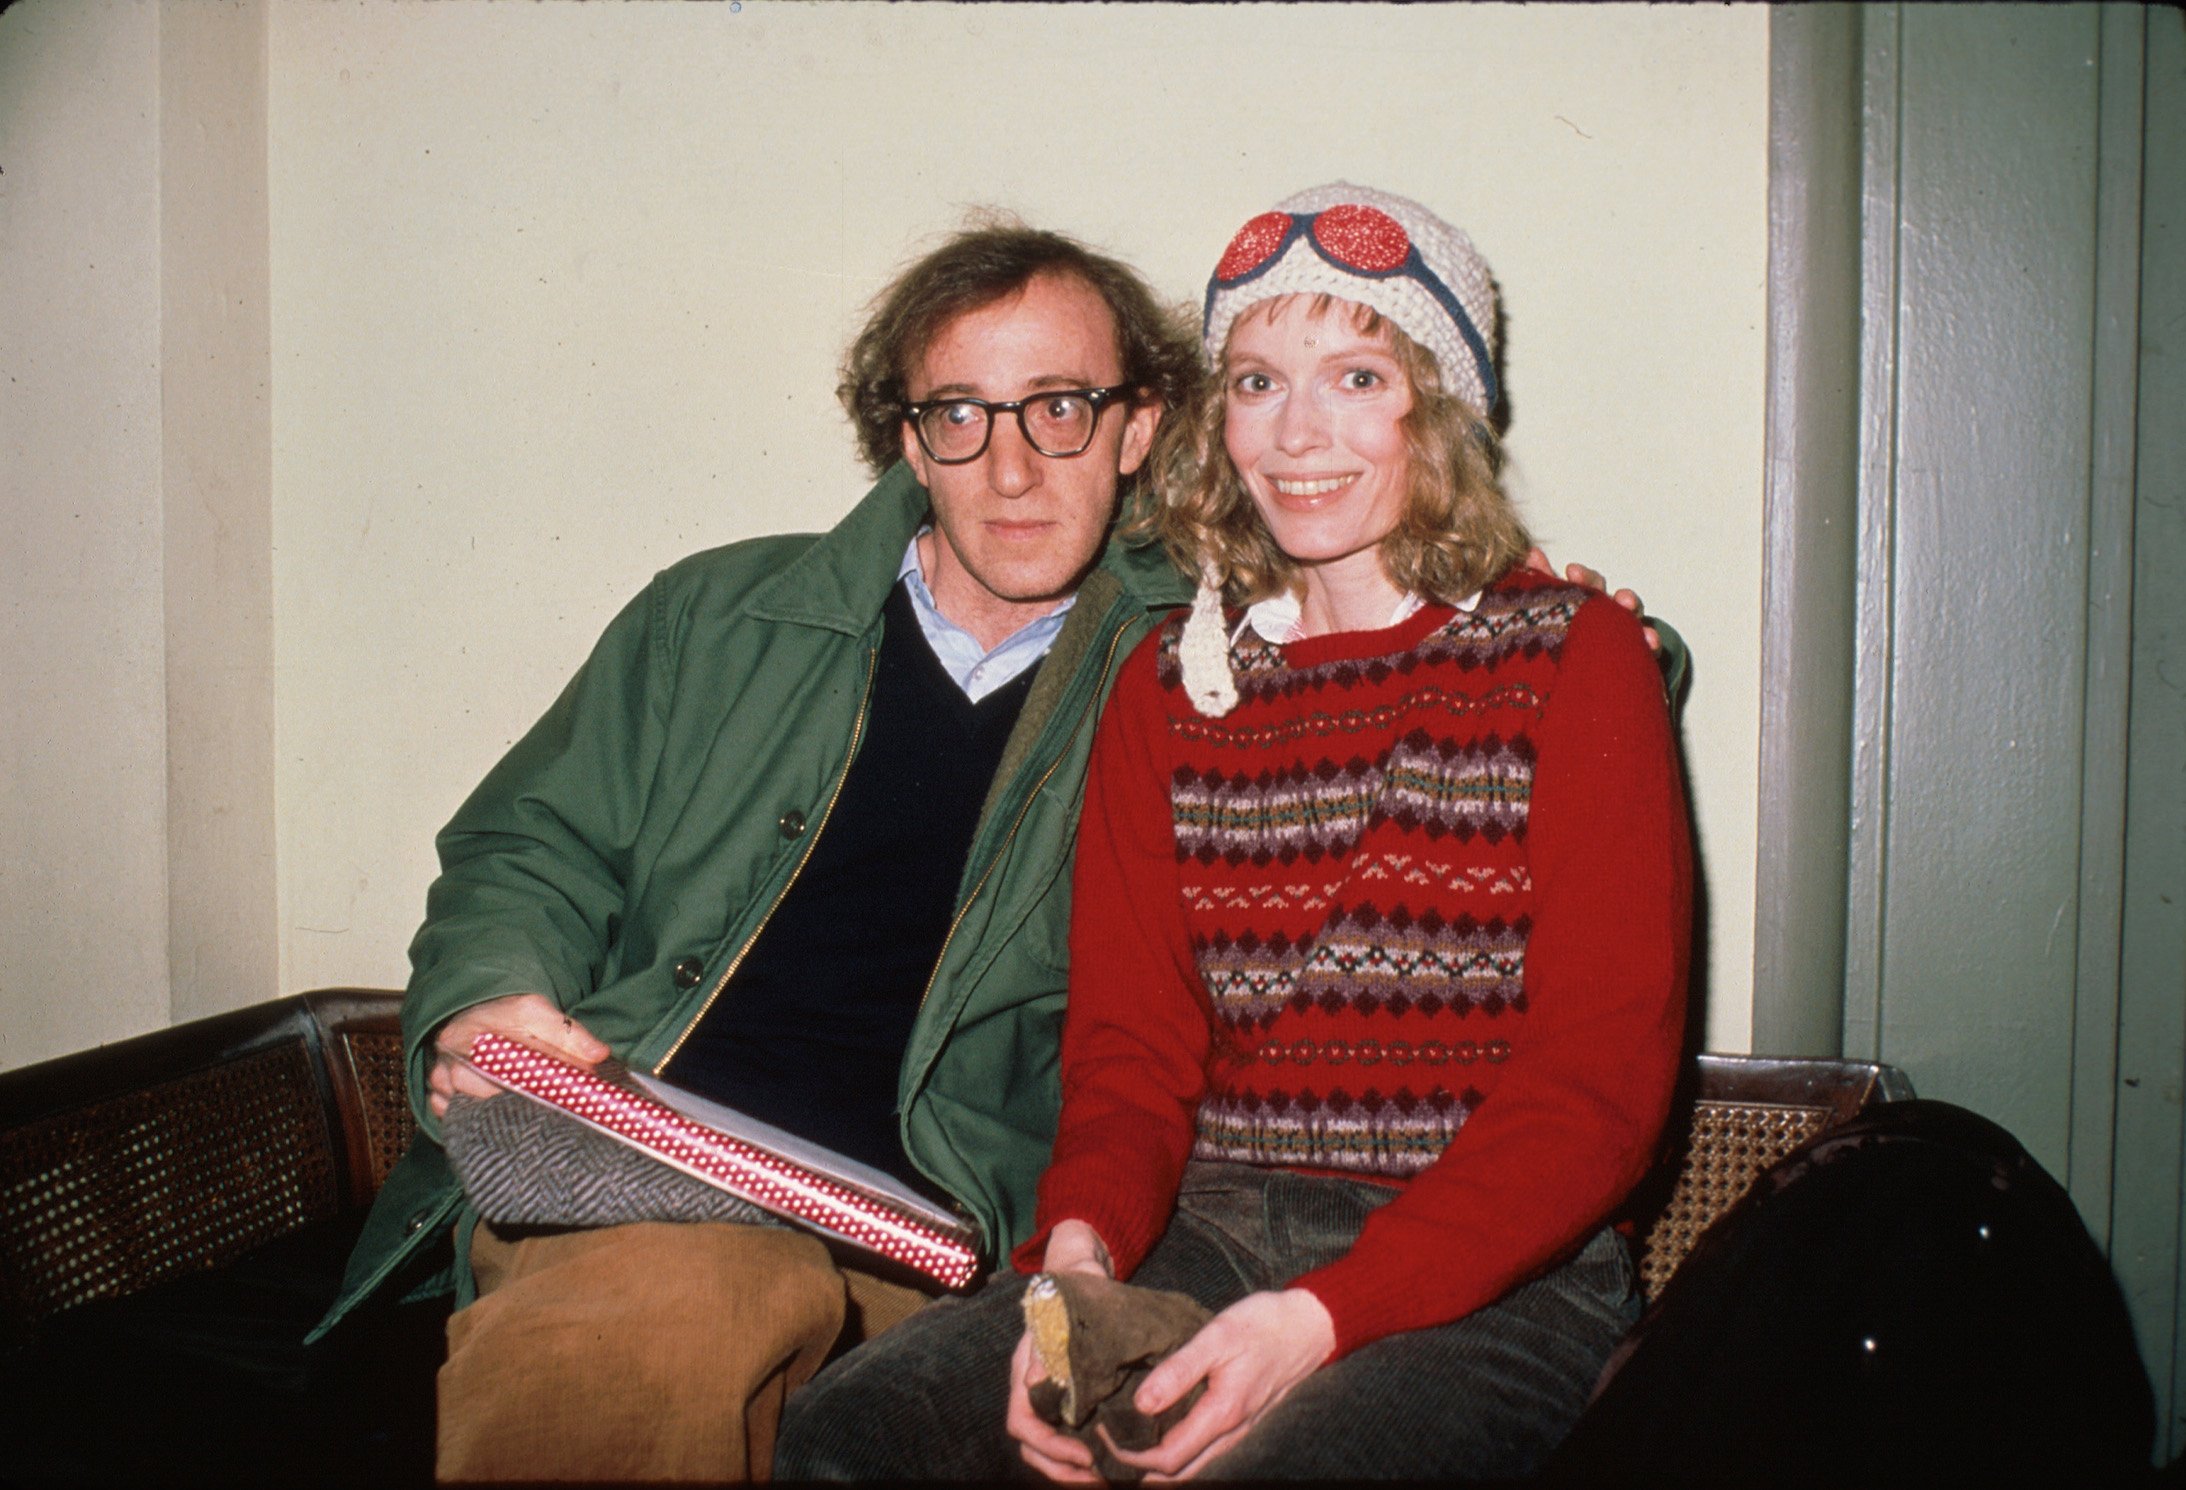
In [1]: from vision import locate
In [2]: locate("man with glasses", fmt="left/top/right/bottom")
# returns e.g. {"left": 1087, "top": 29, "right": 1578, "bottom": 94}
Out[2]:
{"left": 313, "top": 222, "right": 1200, "bottom": 1482}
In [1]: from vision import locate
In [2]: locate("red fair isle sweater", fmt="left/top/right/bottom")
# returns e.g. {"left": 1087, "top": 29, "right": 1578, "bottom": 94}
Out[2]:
{"left": 1014, "top": 569, "right": 1693, "bottom": 1360}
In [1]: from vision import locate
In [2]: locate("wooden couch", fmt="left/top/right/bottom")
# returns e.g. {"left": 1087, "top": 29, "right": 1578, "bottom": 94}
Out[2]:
{"left": 0, "top": 991, "right": 432, "bottom": 1486}
{"left": 0, "top": 990, "right": 1912, "bottom": 1485}
{"left": 0, "top": 990, "right": 415, "bottom": 1331}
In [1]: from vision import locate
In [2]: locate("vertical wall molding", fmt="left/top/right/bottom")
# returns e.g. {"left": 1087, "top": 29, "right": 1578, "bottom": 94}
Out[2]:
{"left": 159, "top": 0, "right": 279, "bottom": 1023}
{"left": 1842, "top": 4, "right": 1901, "bottom": 1063}
{"left": 2067, "top": 0, "right": 2148, "bottom": 1250}
{"left": 1753, "top": 4, "right": 1863, "bottom": 1057}
{"left": 2111, "top": 5, "right": 2186, "bottom": 1460}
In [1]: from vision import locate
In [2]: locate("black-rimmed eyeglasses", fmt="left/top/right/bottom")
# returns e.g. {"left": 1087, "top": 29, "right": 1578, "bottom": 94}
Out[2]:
{"left": 902, "top": 385, "right": 1137, "bottom": 465}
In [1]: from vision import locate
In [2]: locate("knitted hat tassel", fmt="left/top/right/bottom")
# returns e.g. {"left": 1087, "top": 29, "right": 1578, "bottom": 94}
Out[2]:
{"left": 1179, "top": 563, "right": 1239, "bottom": 718}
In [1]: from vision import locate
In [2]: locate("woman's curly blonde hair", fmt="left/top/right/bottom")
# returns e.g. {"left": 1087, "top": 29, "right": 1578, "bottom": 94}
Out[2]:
{"left": 1133, "top": 296, "right": 1529, "bottom": 606}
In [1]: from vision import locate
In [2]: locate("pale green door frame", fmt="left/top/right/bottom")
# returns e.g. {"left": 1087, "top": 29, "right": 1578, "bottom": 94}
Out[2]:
{"left": 1754, "top": 4, "right": 1863, "bottom": 1060}
{"left": 1758, "top": 3, "right": 2185, "bottom": 1461}
{"left": 2111, "top": 6, "right": 2185, "bottom": 1464}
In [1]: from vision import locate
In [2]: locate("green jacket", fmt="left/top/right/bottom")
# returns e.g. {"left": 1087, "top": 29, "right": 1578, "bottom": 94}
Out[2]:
{"left": 313, "top": 463, "right": 1193, "bottom": 1338}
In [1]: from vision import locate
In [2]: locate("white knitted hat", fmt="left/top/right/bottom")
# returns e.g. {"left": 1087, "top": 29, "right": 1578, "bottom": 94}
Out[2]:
{"left": 1179, "top": 183, "right": 1499, "bottom": 718}
{"left": 1200, "top": 182, "right": 1500, "bottom": 414}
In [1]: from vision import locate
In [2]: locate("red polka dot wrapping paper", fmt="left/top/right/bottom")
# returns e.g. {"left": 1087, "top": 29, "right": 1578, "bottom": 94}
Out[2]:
{"left": 464, "top": 1032, "right": 981, "bottom": 1290}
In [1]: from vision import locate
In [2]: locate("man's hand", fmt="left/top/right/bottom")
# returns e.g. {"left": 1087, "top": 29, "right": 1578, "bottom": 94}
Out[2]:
{"left": 1104, "top": 1288, "right": 1336, "bottom": 1482}
{"left": 1007, "top": 1222, "right": 1117, "bottom": 1481}
{"left": 1524, "top": 547, "right": 1660, "bottom": 653}
{"left": 425, "top": 992, "right": 610, "bottom": 1118}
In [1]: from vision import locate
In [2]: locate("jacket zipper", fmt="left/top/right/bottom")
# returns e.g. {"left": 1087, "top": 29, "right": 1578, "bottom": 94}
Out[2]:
{"left": 911, "top": 612, "right": 1138, "bottom": 1018}
{"left": 653, "top": 645, "right": 880, "bottom": 1072}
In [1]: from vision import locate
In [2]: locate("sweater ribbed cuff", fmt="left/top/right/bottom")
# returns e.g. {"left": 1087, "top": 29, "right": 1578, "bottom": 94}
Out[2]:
{"left": 1012, "top": 1147, "right": 1181, "bottom": 1281}
{"left": 1288, "top": 1256, "right": 1469, "bottom": 1363}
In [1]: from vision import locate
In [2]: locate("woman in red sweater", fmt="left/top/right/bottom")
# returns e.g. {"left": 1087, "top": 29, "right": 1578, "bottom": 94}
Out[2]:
{"left": 780, "top": 183, "right": 1691, "bottom": 1483}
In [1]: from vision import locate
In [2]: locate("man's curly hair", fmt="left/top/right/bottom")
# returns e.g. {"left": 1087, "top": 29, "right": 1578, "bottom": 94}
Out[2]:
{"left": 838, "top": 215, "right": 1200, "bottom": 477}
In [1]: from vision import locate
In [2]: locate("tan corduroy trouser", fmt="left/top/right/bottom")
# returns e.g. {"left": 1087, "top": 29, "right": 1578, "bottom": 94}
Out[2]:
{"left": 436, "top": 1220, "right": 932, "bottom": 1483}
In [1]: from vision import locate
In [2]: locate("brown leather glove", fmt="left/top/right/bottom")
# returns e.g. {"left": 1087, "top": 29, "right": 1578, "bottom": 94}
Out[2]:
{"left": 1022, "top": 1272, "right": 1213, "bottom": 1482}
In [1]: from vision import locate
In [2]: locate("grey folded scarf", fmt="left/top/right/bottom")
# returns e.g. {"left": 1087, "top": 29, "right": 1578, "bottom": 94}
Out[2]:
{"left": 442, "top": 1091, "right": 775, "bottom": 1230}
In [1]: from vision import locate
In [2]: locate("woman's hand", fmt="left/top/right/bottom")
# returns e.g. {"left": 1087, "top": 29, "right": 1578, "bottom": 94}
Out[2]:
{"left": 1008, "top": 1329, "right": 1102, "bottom": 1482}
{"left": 1039, "top": 1219, "right": 1115, "bottom": 1282}
{"left": 1104, "top": 1288, "right": 1337, "bottom": 1482}
{"left": 1524, "top": 547, "right": 1660, "bottom": 653}
{"left": 1007, "top": 1222, "right": 1117, "bottom": 1481}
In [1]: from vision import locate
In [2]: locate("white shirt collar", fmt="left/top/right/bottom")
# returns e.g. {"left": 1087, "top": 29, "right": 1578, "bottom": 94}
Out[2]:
{"left": 1238, "top": 588, "right": 1475, "bottom": 646}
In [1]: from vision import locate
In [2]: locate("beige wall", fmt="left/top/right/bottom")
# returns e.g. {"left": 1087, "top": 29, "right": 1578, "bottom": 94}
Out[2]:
{"left": 3, "top": 0, "right": 1767, "bottom": 1066}
{"left": 2, "top": 0, "right": 171, "bottom": 1067}
{"left": 1, "top": 0, "right": 275, "bottom": 1068}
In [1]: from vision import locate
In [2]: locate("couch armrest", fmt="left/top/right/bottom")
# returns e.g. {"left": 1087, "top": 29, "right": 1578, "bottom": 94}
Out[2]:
{"left": 1632, "top": 1053, "right": 1914, "bottom": 1299}
{"left": 299, "top": 990, "right": 411, "bottom": 1206}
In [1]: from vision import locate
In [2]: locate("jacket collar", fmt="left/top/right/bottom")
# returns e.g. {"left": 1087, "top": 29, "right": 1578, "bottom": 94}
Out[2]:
{"left": 746, "top": 461, "right": 1190, "bottom": 633}
{"left": 1096, "top": 497, "right": 1195, "bottom": 610}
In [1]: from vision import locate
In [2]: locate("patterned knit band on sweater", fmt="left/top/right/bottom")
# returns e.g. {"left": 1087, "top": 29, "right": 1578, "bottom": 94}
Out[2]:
{"left": 1156, "top": 578, "right": 1584, "bottom": 1177}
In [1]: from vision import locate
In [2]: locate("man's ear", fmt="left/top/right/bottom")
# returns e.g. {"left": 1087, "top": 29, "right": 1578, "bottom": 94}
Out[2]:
{"left": 1116, "top": 400, "right": 1162, "bottom": 478}
{"left": 901, "top": 419, "right": 931, "bottom": 487}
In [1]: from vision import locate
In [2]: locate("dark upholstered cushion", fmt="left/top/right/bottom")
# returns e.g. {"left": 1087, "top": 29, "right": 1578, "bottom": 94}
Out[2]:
{"left": 0, "top": 1211, "right": 445, "bottom": 1487}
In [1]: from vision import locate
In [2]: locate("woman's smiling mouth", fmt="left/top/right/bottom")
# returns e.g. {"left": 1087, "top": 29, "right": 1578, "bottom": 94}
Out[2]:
{"left": 1270, "top": 475, "right": 1359, "bottom": 500}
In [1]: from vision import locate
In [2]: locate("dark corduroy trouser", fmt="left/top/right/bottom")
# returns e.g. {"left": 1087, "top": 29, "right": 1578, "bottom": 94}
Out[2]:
{"left": 776, "top": 1162, "right": 1639, "bottom": 1481}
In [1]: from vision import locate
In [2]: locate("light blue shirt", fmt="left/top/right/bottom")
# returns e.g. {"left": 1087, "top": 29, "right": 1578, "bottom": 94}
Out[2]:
{"left": 897, "top": 534, "right": 1076, "bottom": 703}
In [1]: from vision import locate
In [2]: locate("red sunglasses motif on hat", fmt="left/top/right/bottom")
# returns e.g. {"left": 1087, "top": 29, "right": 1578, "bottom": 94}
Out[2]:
{"left": 1214, "top": 204, "right": 1413, "bottom": 281}
{"left": 1204, "top": 202, "right": 1497, "bottom": 409}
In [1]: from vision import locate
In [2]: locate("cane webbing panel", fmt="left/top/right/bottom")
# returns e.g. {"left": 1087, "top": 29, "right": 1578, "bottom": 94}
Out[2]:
{"left": 341, "top": 1029, "right": 415, "bottom": 1194}
{"left": 1636, "top": 1099, "right": 1831, "bottom": 1301}
{"left": 0, "top": 1041, "right": 340, "bottom": 1322}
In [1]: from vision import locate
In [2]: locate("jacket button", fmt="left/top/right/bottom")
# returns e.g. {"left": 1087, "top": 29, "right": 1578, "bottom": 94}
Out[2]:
{"left": 778, "top": 809, "right": 807, "bottom": 839}
{"left": 407, "top": 1210, "right": 430, "bottom": 1234}
{"left": 672, "top": 957, "right": 705, "bottom": 988}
